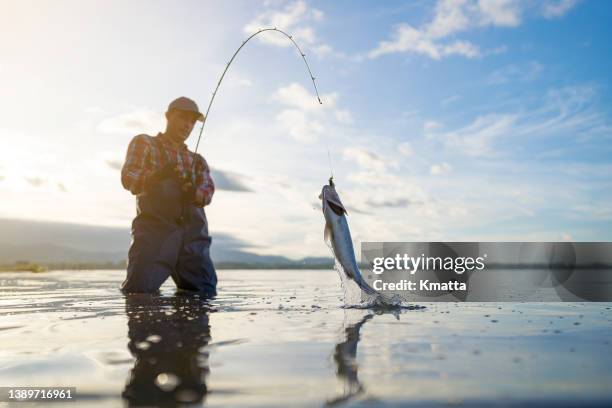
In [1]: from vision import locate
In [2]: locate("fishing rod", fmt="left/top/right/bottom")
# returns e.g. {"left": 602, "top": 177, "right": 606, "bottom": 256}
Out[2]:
{"left": 189, "top": 27, "right": 323, "bottom": 176}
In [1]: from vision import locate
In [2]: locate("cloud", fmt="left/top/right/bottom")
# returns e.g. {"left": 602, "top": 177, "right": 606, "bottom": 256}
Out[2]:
{"left": 334, "top": 109, "right": 354, "bottom": 124}
{"left": 368, "top": 0, "right": 577, "bottom": 60}
{"left": 540, "top": 0, "right": 579, "bottom": 19}
{"left": 432, "top": 84, "right": 608, "bottom": 157}
{"left": 21, "top": 176, "right": 66, "bottom": 193}
{"left": 98, "top": 109, "right": 164, "bottom": 135}
{"left": 275, "top": 109, "right": 325, "bottom": 143}
{"left": 345, "top": 205, "right": 371, "bottom": 215}
{"left": 210, "top": 169, "right": 253, "bottom": 192}
{"left": 244, "top": 1, "right": 311, "bottom": 46}
{"left": 486, "top": 61, "right": 543, "bottom": 85}
{"left": 243, "top": 0, "right": 339, "bottom": 57}
{"left": 398, "top": 142, "right": 413, "bottom": 157}
{"left": 441, "top": 40, "right": 480, "bottom": 58}
{"left": 424, "top": 120, "right": 444, "bottom": 131}
{"left": 105, "top": 159, "right": 123, "bottom": 171}
{"left": 368, "top": 23, "right": 481, "bottom": 60}
{"left": 443, "top": 113, "right": 518, "bottom": 156}
{"left": 430, "top": 162, "right": 452, "bottom": 175}
{"left": 477, "top": 0, "right": 522, "bottom": 26}
{"left": 25, "top": 177, "right": 46, "bottom": 187}
{"left": 272, "top": 82, "right": 352, "bottom": 143}
{"left": 426, "top": 0, "right": 471, "bottom": 39}
{"left": 516, "top": 85, "right": 606, "bottom": 139}
{"left": 272, "top": 82, "right": 336, "bottom": 110}
{"left": 235, "top": 78, "right": 253, "bottom": 87}
{"left": 366, "top": 197, "right": 415, "bottom": 208}
{"left": 343, "top": 147, "right": 387, "bottom": 172}
{"left": 342, "top": 171, "right": 432, "bottom": 230}
{"left": 312, "top": 8, "right": 324, "bottom": 21}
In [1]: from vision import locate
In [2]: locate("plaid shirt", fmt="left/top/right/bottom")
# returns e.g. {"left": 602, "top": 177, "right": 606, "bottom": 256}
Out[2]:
{"left": 121, "top": 133, "right": 215, "bottom": 207}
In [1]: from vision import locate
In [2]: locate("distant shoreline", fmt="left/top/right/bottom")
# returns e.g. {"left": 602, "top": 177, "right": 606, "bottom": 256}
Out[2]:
{"left": 2, "top": 261, "right": 612, "bottom": 273}
{"left": 0, "top": 261, "right": 337, "bottom": 272}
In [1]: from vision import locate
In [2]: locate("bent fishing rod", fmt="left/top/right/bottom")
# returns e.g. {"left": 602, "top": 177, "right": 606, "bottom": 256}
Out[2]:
{"left": 189, "top": 27, "right": 323, "bottom": 176}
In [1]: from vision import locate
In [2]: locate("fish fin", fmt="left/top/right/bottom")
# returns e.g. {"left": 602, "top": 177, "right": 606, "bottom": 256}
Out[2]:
{"left": 324, "top": 222, "right": 332, "bottom": 245}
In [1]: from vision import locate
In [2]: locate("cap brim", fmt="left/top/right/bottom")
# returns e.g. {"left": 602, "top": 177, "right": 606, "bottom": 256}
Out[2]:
{"left": 167, "top": 108, "right": 205, "bottom": 122}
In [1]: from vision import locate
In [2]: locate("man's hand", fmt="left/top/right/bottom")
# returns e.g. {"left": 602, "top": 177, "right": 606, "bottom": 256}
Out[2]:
{"left": 180, "top": 181, "right": 197, "bottom": 204}
{"left": 144, "top": 163, "right": 179, "bottom": 192}
{"left": 179, "top": 170, "right": 197, "bottom": 204}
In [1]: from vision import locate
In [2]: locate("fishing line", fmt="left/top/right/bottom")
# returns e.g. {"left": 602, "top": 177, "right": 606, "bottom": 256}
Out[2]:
{"left": 327, "top": 148, "right": 334, "bottom": 185}
{"left": 190, "top": 27, "right": 323, "bottom": 175}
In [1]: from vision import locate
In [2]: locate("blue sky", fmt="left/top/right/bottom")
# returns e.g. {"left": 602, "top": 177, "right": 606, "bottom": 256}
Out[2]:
{"left": 0, "top": 0, "right": 611, "bottom": 258}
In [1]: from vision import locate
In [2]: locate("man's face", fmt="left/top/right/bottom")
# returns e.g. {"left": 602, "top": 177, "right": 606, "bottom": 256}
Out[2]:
{"left": 165, "top": 109, "right": 199, "bottom": 143}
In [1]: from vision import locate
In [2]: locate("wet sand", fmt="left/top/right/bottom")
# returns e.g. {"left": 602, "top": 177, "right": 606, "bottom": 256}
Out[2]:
{"left": 1, "top": 270, "right": 612, "bottom": 407}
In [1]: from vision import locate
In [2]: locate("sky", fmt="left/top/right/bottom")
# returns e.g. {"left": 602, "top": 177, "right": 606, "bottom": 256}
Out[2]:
{"left": 1, "top": 0, "right": 611, "bottom": 259}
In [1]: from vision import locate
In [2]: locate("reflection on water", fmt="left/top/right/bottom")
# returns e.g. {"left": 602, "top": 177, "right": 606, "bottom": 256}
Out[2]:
{"left": 122, "top": 293, "right": 213, "bottom": 406}
{"left": 327, "top": 313, "right": 373, "bottom": 406}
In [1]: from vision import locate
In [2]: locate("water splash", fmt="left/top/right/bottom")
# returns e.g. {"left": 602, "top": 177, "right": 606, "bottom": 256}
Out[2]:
{"left": 333, "top": 259, "right": 424, "bottom": 310}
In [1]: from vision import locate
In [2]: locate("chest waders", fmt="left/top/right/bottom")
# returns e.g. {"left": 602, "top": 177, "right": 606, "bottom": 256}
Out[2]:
{"left": 121, "top": 172, "right": 217, "bottom": 296}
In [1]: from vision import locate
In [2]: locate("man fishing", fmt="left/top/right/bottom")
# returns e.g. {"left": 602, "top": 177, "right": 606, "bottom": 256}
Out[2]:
{"left": 120, "top": 96, "right": 217, "bottom": 296}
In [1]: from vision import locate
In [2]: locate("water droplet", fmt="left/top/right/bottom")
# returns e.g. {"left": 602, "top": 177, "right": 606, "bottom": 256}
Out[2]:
{"left": 146, "top": 334, "right": 162, "bottom": 343}
{"left": 135, "top": 341, "right": 150, "bottom": 350}
{"left": 154, "top": 373, "right": 180, "bottom": 392}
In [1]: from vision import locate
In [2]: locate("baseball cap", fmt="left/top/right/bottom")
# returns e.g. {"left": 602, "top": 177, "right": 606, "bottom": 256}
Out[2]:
{"left": 167, "top": 96, "right": 205, "bottom": 122}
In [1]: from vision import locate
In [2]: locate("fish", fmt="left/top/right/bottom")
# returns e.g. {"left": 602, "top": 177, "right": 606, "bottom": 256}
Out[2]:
{"left": 319, "top": 178, "right": 378, "bottom": 296}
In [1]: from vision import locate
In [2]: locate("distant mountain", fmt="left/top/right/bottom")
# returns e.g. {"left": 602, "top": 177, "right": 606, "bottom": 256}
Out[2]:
{"left": 0, "top": 217, "right": 131, "bottom": 252}
{"left": 0, "top": 242, "right": 126, "bottom": 264}
{"left": 0, "top": 218, "right": 332, "bottom": 268}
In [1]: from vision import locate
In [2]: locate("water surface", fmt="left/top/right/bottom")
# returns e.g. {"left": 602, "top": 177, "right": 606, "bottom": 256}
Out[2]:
{"left": 1, "top": 270, "right": 611, "bottom": 407}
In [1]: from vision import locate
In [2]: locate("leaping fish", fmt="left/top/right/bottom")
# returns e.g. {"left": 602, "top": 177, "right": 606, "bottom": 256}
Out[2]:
{"left": 319, "top": 178, "right": 377, "bottom": 296}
